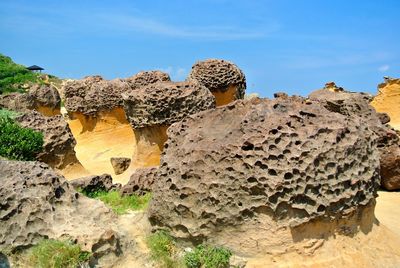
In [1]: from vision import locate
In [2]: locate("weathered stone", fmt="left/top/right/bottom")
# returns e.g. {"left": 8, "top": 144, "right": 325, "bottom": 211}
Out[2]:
{"left": 110, "top": 157, "right": 131, "bottom": 175}
{"left": 125, "top": 71, "right": 170, "bottom": 89}
{"left": 0, "top": 160, "right": 121, "bottom": 260}
{"left": 120, "top": 167, "right": 158, "bottom": 196}
{"left": 148, "top": 97, "right": 380, "bottom": 253}
{"left": 380, "top": 145, "right": 400, "bottom": 190}
{"left": 0, "top": 84, "right": 61, "bottom": 116}
{"left": 188, "top": 59, "right": 246, "bottom": 106}
{"left": 70, "top": 174, "right": 121, "bottom": 194}
{"left": 15, "top": 111, "right": 82, "bottom": 170}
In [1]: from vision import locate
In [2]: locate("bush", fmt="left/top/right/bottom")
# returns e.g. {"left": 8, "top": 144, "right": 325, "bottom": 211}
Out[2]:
{"left": 0, "top": 114, "right": 43, "bottom": 161}
{"left": 29, "top": 239, "right": 91, "bottom": 268}
{"left": 184, "top": 245, "right": 232, "bottom": 268}
{"left": 147, "top": 230, "right": 182, "bottom": 268}
{"left": 81, "top": 190, "right": 152, "bottom": 214}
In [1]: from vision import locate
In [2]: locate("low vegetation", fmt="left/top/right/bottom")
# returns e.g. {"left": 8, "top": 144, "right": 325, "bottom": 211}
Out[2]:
{"left": 147, "top": 230, "right": 233, "bottom": 268}
{"left": 81, "top": 190, "right": 152, "bottom": 214}
{"left": 0, "top": 54, "right": 42, "bottom": 94}
{"left": 0, "top": 110, "right": 43, "bottom": 161}
{"left": 29, "top": 239, "right": 91, "bottom": 268}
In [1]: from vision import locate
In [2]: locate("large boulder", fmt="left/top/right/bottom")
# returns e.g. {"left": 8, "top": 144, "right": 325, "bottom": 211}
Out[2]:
{"left": 70, "top": 173, "right": 121, "bottom": 194}
{"left": 125, "top": 71, "right": 170, "bottom": 89}
{"left": 371, "top": 77, "right": 400, "bottom": 131}
{"left": 0, "top": 84, "right": 61, "bottom": 116}
{"left": 15, "top": 111, "right": 83, "bottom": 171}
{"left": 148, "top": 97, "right": 380, "bottom": 254}
{"left": 309, "top": 84, "right": 400, "bottom": 190}
{"left": 188, "top": 59, "right": 246, "bottom": 106}
{"left": 0, "top": 160, "right": 121, "bottom": 262}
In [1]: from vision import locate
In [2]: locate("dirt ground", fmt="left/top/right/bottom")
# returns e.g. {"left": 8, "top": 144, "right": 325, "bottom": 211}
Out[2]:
{"left": 375, "top": 190, "right": 400, "bottom": 235}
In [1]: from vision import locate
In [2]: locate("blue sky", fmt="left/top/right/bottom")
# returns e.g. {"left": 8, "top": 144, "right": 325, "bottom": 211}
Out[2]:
{"left": 0, "top": 0, "right": 399, "bottom": 97}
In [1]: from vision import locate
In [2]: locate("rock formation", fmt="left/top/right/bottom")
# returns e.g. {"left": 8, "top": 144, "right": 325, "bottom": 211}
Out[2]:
{"left": 188, "top": 59, "right": 246, "bottom": 106}
{"left": 148, "top": 97, "right": 380, "bottom": 255}
{"left": 63, "top": 72, "right": 170, "bottom": 181}
{"left": 0, "top": 84, "right": 61, "bottom": 116}
{"left": 309, "top": 84, "right": 400, "bottom": 191}
{"left": 371, "top": 77, "right": 400, "bottom": 131}
{"left": 120, "top": 167, "right": 157, "bottom": 196}
{"left": 122, "top": 80, "right": 215, "bottom": 169}
{"left": 70, "top": 173, "right": 121, "bottom": 194}
{"left": 0, "top": 160, "right": 122, "bottom": 264}
{"left": 111, "top": 157, "right": 131, "bottom": 175}
{"left": 15, "top": 111, "right": 87, "bottom": 179}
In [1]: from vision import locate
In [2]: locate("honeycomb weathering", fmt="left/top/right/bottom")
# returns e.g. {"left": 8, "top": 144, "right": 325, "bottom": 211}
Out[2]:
{"left": 125, "top": 70, "right": 171, "bottom": 89}
{"left": 122, "top": 81, "right": 216, "bottom": 129}
{"left": 148, "top": 97, "right": 380, "bottom": 244}
{"left": 188, "top": 59, "right": 246, "bottom": 102}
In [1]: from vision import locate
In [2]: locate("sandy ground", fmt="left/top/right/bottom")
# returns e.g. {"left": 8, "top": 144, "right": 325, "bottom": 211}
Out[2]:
{"left": 375, "top": 190, "right": 400, "bottom": 235}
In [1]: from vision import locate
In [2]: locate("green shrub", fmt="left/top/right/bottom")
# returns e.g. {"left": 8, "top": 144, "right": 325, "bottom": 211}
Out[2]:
{"left": 81, "top": 190, "right": 152, "bottom": 214}
{"left": 29, "top": 239, "right": 91, "bottom": 268}
{"left": 184, "top": 245, "right": 232, "bottom": 268}
{"left": 147, "top": 230, "right": 182, "bottom": 268}
{"left": 0, "top": 114, "right": 43, "bottom": 161}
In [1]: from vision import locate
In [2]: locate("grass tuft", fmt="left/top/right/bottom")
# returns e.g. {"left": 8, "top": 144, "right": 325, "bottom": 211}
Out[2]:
{"left": 184, "top": 244, "right": 232, "bottom": 268}
{"left": 82, "top": 190, "right": 152, "bottom": 215}
{"left": 29, "top": 239, "right": 91, "bottom": 268}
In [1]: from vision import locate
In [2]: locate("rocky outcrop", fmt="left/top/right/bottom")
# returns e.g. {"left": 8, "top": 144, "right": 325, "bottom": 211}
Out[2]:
{"left": 188, "top": 59, "right": 246, "bottom": 106}
{"left": 120, "top": 167, "right": 157, "bottom": 196}
{"left": 0, "top": 84, "right": 61, "bottom": 116}
{"left": 122, "top": 81, "right": 215, "bottom": 168}
{"left": 70, "top": 174, "right": 121, "bottom": 194}
{"left": 371, "top": 77, "right": 400, "bottom": 130}
{"left": 309, "top": 85, "right": 400, "bottom": 190}
{"left": 0, "top": 160, "right": 122, "bottom": 263}
{"left": 15, "top": 111, "right": 86, "bottom": 177}
{"left": 111, "top": 157, "right": 131, "bottom": 175}
{"left": 148, "top": 97, "right": 380, "bottom": 254}
{"left": 125, "top": 71, "right": 170, "bottom": 89}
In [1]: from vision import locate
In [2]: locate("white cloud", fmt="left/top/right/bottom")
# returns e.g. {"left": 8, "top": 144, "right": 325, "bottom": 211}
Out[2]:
{"left": 378, "top": 65, "right": 390, "bottom": 72}
{"left": 158, "top": 66, "right": 188, "bottom": 81}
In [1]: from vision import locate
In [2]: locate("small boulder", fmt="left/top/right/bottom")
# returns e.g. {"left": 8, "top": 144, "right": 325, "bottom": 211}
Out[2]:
{"left": 110, "top": 157, "right": 131, "bottom": 175}
{"left": 120, "top": 167, "right": 158, "bottom": 196}
{"left": 70, "top": 174, "right": 121, "bottom": 194}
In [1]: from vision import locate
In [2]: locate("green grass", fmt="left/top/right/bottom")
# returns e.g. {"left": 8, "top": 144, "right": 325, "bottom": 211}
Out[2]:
{"left": 0, "top": 111, "right": 43, "bottom": 161}
{"left": 82, "top": 190, "right": 152, "bottom": 215}
{"left": 184, "top": 245, "right": 232, "bottom": 268}
{"left": 0, "top": 108, "right": 19, "bottom": 119}
{"left": 29, "top": 239, "right": 91, "bottom": 268}
{"left": 147, "top": 230, "right": 183, "bottom": 268}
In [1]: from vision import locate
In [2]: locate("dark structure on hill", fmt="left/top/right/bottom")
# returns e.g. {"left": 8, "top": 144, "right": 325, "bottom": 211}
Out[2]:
{"left": 26, "top": 65, "right": 44, "bottom": 73}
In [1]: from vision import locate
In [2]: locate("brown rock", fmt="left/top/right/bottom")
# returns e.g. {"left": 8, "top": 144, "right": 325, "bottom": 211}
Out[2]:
{"left": 148, "top": 97, "right": 380, "bottom": 252}
{"left": 70, "top": 173, "right": 121, "bottom": 194}
{"left": 15, "top": 111, "right": 82, "bottom": 170}
{"left": 0, "top": 84, "right": 61, "bottom": 116}
{"left": 0, "top": 160, "right": 121, "bottom": 261}
{"left": 120, "top": 167, "right": 157, "bottom": 196}
{"left": 125, "top": 70, "right": 170, "bottom": 89}
{"left": 188, "top": 59, "right": 246, "bottom": 106}
{"left": 111, "top": 157, "right": 131, "bottom": 175}
{"left": 380, "top": 145, "right": 400, "bottom": 190}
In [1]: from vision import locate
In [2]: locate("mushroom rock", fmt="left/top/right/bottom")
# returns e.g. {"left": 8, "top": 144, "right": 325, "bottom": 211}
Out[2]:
{"left": 0, "top": 160, "right": 123, "bottom": 265}
{"left": 309, "top": 85, "right": 400, "bottom": 191}
{"left": 0, "top": 84, "right": 61, "bottom": 116}
{"left": 110, "top": 157, "right": 131, "bottom": 175}
{"left": 147, "top": 97, "right": 400, "bottom": 265}
{"left": 371, "top": 77, "right": 400, "bottom": 131}
{"left": 188, "top": 59, "right": 246, "bottom": 106}
{"left": 122, "top": 81, "right": 215, "bottom": 173}
{"left": 63, "top": 72, "right": 169, "bottom": 181}
{"left": 15, "top": 111, "right": 88, "bottom": 179}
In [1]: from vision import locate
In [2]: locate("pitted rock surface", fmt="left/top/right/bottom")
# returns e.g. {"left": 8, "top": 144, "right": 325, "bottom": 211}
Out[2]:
{"left": 120, "top": 167, "right": 158, "bottom": 196}
{"left": 188, "top": 59, "right": 246, "bottom": 99}
{"left": 70, "top": 174, "right": 121, "bottom": 194}
{"left": 0, "top": 160, "right": 120, "bottom": 257}
{"left": 63, "top": 76, "right": 131, "bottom": 116}
{"left": 125, "top": 71, "right": 170, "bottom": 89}
{"left": 16, "top": 111, "right": 80, "bottom": 170}
{"left": 63, "top": 72, "right": 170, "bottom": 116}
{"left": 0, "top": 84, "right": 60, "bottom": 114}
{"left": 123, "top": 81, "right": 215, "bottom": 129}
{"left": 148, "top": 97, "right": 380, "bottom": 242}
{"left": 309, "top": 87, "right": 400, "bottom": 190}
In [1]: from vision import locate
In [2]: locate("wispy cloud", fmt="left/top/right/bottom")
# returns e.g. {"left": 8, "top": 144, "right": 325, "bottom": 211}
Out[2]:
{"left": 378, "top": 65, "right": 390, "bottom": 72}
{"left": 158, "top": 66, "right": 188, "bottom": 81}
{"left": 96, "top": 14, "right": 276, "bottom": 41}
